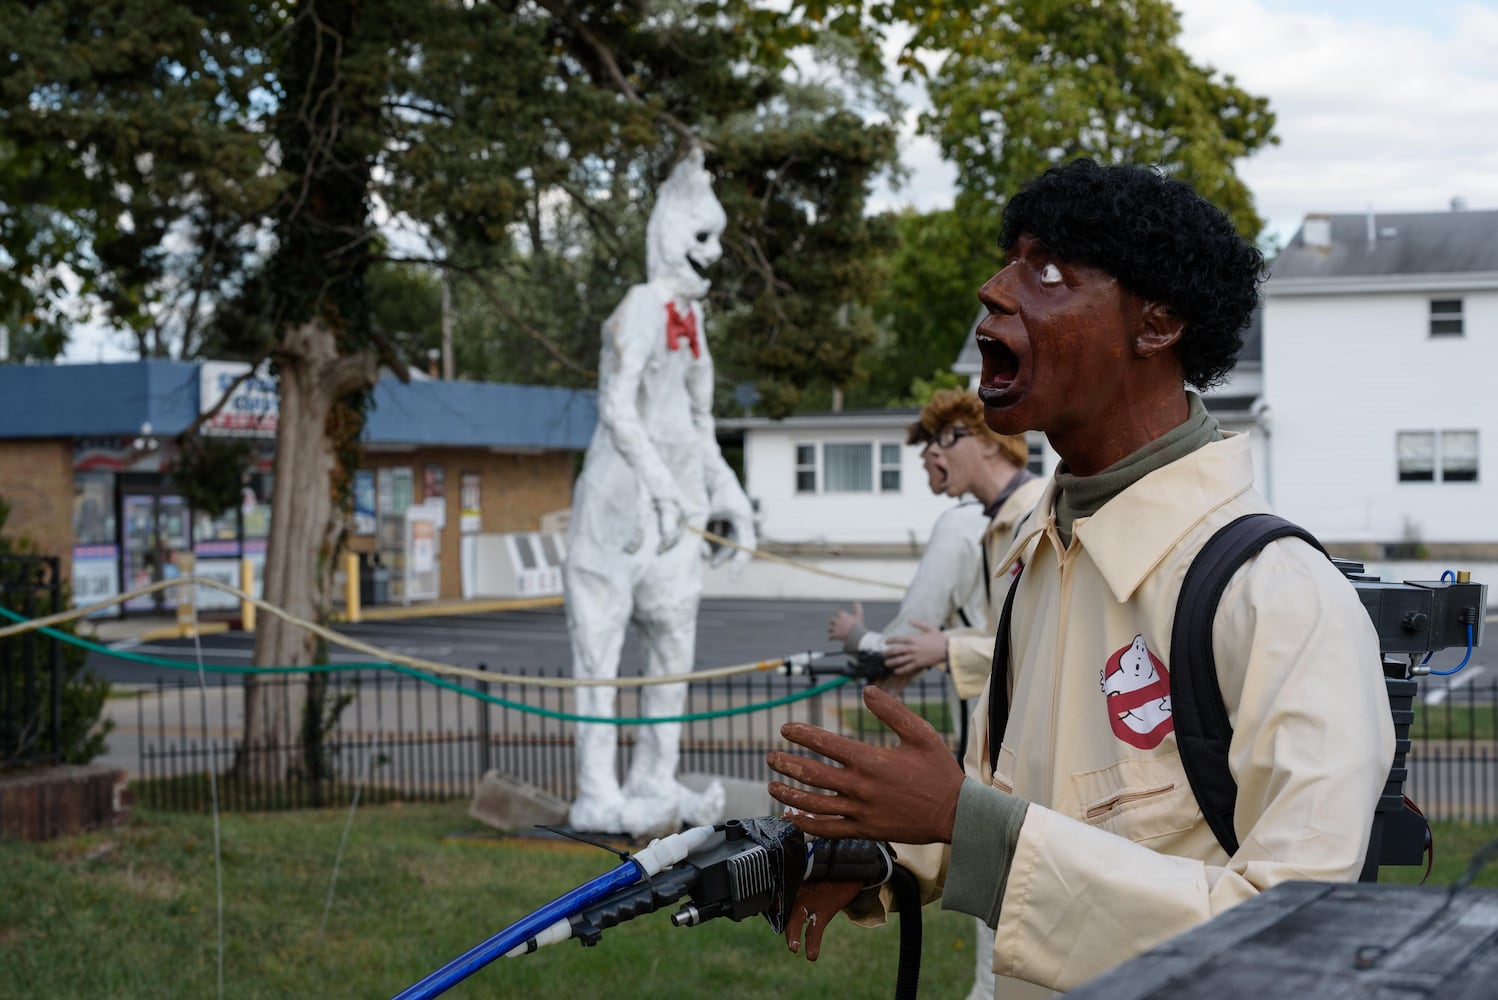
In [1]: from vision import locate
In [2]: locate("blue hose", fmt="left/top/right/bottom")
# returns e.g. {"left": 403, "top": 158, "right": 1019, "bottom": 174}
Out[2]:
{"left": 391, "top": 860, "right": 644, "bottom": 1000}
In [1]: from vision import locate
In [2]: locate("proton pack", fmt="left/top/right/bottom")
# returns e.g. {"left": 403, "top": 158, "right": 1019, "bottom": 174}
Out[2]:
{"left": 991, "top": 512, "right": 1487, "bottom": 881}
{"left": 1170, "top": 513, "right": 1485, "bottom": 881}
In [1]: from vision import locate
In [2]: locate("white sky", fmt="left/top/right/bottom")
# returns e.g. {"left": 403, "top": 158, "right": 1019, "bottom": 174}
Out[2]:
{"left": 63, "top": 0, "right": 1498, "bottom": 361}
{"left": 868, "top": 0, "right": 1498, "bottom": 244}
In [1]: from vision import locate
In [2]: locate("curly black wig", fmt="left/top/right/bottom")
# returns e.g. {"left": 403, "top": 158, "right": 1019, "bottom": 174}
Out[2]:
{"left": 997, "top": 158, "right": 1264, "bottom": 391}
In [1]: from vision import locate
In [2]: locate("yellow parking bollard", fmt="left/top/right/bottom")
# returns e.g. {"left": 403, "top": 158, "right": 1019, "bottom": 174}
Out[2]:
{"left": 241, "top": 557, "right": 256, "bottom": 632}
{"left": 176, "top": 552, "right": 196, "bottom": 637}
{"left": 346, "top": 550, "right": 361, "bottom": 624}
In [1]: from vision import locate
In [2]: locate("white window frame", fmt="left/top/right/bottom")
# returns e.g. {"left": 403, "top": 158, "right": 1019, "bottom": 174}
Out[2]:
{"left": 878, "top": 442, "right": 902, "bottom": 493}
{"left": 794, "top": 443, "right": 817, "bottom": 494}
{"left": 1429, "top": 298, "right": 1464, "bottom": 337}
{"left": 794, "top": 440, "right": 904, "bottom": 494}
{"left": 1397, "top": 429, "right": 1479, "bottom": 483}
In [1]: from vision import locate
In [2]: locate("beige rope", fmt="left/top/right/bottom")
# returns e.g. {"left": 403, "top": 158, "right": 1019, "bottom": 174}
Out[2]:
{"left": 689, "top": 525, "right": 906, "bottom": 591}
{"left": 2, "top": 532, "right": 906, "bottom": 687}
{"left": 2, "top": 576, "right": 795, "bottom": 688}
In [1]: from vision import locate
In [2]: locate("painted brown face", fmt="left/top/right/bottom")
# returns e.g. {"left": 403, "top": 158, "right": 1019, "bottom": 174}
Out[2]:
{"left": 974, "top": 234, "right": 1143, "bottom": 455}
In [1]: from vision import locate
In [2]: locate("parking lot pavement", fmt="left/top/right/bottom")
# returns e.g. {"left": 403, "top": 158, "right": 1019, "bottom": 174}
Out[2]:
{"left": 85, "top": 597, "right": 905, "bottom": 686}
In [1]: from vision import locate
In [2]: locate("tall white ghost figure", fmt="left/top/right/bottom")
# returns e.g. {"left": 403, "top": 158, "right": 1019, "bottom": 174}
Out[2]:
{"left": 564, "top": 147, "right": 757, "bottom": 836}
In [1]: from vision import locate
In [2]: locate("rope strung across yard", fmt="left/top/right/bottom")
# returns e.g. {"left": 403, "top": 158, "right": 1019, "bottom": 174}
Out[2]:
{"left": 0, "top": 577, "right": 801, "bottom": 688}
{"left": 689, "top": 524, "right": 906, "bottom": 591}
{"left": 0, "top": 599, "right": 855, "bottom": 725}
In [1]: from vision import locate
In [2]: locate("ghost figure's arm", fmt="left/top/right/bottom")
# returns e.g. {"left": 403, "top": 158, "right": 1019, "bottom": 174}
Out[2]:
{"left": 600, "top": 288, "right": 687, "bottom": 549}
{"left": 685, "top": 307, "right": 756, "bottom": 566}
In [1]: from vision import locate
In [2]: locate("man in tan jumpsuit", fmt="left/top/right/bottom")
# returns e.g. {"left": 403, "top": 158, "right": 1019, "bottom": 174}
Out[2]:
{"left": 766, "top": 158, "right": 1395, "bottom": 996}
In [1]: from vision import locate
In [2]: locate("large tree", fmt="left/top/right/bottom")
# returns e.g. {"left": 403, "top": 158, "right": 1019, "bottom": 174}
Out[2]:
{"left": 0, "top": 0, "right": 900, "bottom": 773}
{"left": 846, "top": 0, "right": 1278, "bottom": 405}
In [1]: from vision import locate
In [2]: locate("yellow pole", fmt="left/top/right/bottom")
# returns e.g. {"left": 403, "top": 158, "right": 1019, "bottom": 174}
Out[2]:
{"left": 175, "top": 552, "right": 196, "bottom": 637}
{"left": 346, "top": 550, "right": 362, "bottom": 624}
{"left": 241, "top": 557, "right": 256, "bottom": 633}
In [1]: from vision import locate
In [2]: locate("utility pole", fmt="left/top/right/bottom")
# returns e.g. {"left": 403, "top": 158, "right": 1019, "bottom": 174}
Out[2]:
{"left": 440, "top": 278, "right": 454, "bottom": 380}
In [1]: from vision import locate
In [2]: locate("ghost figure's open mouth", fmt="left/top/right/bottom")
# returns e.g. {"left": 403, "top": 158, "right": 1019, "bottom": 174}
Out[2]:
{"left": 687, "top": 253, "right": 712, "bottom": 280}
{"left": 976, "top": 333, "right": 1021, "bottom": 403}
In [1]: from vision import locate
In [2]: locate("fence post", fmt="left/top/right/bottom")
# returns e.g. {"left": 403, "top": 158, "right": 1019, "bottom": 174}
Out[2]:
{"left": 477, "top": 662, "right": 492, "bottom": 776}
{"left": 46, "top": 556, "right": 62, "bottom": 763}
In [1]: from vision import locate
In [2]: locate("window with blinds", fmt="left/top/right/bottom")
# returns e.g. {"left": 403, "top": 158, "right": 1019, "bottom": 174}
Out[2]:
{"left": 793, "top": 441, "right": 903, "bottom": 494}
{"left": 1397, "top": 429, "right": 1479, "bottom": 483}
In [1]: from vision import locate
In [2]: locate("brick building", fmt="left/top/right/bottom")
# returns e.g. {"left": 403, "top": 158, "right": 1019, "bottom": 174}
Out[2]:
{"left": 0, "top": 360, "right": 595, "bottom": 613}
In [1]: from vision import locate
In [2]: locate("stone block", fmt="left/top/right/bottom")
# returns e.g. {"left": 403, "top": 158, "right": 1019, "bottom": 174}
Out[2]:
{"left": 0, "top": 764, "right": 132, "bottom": 842}
{"left": 679, "top": 771, "right": 776, "bottom": 822}
{"left": 468, "top": 770, "right": 569, "bottom": 833}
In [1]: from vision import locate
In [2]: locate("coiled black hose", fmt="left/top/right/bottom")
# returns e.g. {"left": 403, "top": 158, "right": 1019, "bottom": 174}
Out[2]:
{"left": 888, "top": 865, "right": 923, "bottom": 1000}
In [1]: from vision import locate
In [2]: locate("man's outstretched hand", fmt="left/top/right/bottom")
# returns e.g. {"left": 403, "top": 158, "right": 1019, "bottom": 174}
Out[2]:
{"left": 766, "top": 685, "right": 965, "bottom": 845}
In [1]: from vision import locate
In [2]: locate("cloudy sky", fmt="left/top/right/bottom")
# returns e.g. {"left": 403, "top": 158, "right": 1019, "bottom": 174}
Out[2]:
{"left": 870, "top": 0, "right": 1498, "bottom": 244}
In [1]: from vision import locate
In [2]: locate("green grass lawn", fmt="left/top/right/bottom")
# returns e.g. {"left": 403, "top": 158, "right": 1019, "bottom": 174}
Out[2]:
{"left": 841, "top": 699, "right": 955, "bottom": 736}
{"left": 1410, "top": 702, "right": 1497, "bottom": 741}
{"left": 0, "top": 802, "right": 975, "bottom": 999}
{"left": 4, "top": 801, "right": 1495, "bottom": 1000}
{"left": 1379, "top": 820, "right": 1498, "bottom": 887}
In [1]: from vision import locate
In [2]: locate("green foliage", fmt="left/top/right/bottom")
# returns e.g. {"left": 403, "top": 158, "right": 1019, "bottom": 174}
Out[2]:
{"left": 898, "top": 0, "right": 1277, "bottom": 241}
{"left": 837, "top": 0, "right": 1280, "bottom": 403}
{"left": 165, "top": 437, "right": 255, "bottom": 519}
{"left": 0, "top": 499, "right": 112, "bottom": 767}
{"left": 710, "top": 108, "right": 900, "bottom": 416}
{"left": 848, "top": 206, "right": 998, "bottom": 407}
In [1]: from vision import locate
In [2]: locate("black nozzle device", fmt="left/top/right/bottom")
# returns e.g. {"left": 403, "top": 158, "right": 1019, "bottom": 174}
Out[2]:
{"left": 667, "top": 816, "right": 807, "bottom": 933}
{"left": 848, "top": 650, "right": 893, "bottom": 682}
{"left": 567, "top": 817, "right": 808, "bottom": 947}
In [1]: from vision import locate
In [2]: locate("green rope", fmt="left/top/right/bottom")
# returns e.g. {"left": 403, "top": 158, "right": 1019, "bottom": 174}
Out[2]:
{"left": 0, "top": 604, "right": 854, "bottom": 724}
{"left": 395, "top": 665, "right": 854, "bottom": 723}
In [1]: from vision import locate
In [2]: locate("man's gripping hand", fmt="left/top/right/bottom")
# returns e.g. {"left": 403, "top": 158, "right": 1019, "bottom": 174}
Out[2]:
{"left": 766, "top": 686, "right": 964, "bottom": 845}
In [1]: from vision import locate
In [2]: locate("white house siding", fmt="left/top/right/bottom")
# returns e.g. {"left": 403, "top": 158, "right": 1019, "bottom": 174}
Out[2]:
{"left": 1263, "top": 286, "right": 1498, "bottom": 545}
{"left": 741, "top": 421, "right": 957, "bottom": 547}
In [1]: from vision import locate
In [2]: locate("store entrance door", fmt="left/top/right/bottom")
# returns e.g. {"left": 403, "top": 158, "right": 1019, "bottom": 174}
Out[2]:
{"left": 121, "top": 493, "right": 191, "bottom": 613}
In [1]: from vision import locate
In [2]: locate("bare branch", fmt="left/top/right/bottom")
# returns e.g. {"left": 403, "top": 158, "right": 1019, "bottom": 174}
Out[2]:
{"left": 464, "top": 277, "right": 597, "bottom": 381}
{"left": 173, "top": 348, "right": 275, "bottom": 443}
{"left": 533, "top": 0, "right": 708, "bottom": 151}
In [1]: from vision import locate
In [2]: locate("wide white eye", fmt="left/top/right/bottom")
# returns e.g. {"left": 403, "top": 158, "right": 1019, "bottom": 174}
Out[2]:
{"left": 1039, "top": 262, "right": 1063, "bottom": 285}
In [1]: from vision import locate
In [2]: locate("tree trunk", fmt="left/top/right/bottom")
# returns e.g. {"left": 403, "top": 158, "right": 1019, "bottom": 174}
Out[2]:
{"left": 238, "top": 322, "right": 375, "bottom": 783}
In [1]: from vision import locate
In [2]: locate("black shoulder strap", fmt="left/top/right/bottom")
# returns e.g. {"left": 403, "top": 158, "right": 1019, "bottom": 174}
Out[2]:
{"left": 987, "top": 567, "right": 1023, "bottom": 773}
{"left": 1171, "top": 513, "right": 1327, "bottom": 857}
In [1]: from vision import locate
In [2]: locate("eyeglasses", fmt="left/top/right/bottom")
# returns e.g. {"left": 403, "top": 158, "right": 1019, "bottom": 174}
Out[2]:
{"left": 930, "top": 425, "right": 973, "bottom": 449}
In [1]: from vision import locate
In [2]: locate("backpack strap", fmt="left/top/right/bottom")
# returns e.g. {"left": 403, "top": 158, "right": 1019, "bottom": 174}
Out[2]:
{"left": 1170, "top": 512, "right": 1327, "bottom": 856}
{"left": 987, "top": 567, "right": 1024, "bottom": 773}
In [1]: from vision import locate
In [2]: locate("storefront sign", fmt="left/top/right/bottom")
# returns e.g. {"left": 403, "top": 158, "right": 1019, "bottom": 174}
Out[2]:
{"left": 192, "top": 558, "right": 243, "bottom": 611}
{"left": 70, "top": 544, "right": 121, "bottom": 617}
{"left": 411, "top": 519, "right": 436, "bottom": 574}
{"left": 353, "top": 470, "right": 376, "bottom": 536}
{"left": 200, "top": 361, "right": 279, "bottom": 437}
{"left": 460, "top": 472, "right": 481, "bottom": 533}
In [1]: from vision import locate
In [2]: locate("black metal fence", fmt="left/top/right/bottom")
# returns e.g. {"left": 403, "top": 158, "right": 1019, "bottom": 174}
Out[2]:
{"left": 121, "top": 665, "right": 1498, "bottom": 823}
{"left": 1404, "top": 673, "right": 1498, "bottom": 823}
{"left": 1, "top": 555, "right": 62, "bottom": 769}
{"left": 126, "top": 666, "right": 945, "bottom": 812}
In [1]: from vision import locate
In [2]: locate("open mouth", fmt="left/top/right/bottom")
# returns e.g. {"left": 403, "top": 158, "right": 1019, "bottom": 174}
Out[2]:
{"left": 687, "top": 255, "right": 712, "bottom": 280}
{"left": 975, "top": 334, "right": 1021, "bottom": 402}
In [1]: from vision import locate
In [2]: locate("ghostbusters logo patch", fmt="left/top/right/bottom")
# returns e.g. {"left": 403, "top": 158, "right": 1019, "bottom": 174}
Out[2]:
{"left": 1099, "top": 635, "right": 1174, "bottom": 750}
